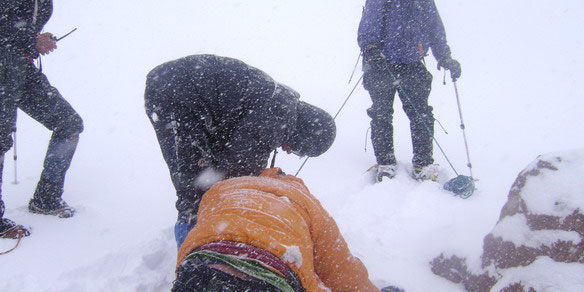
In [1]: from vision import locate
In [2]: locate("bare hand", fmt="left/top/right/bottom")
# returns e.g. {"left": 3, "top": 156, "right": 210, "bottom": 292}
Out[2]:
{"left": 35, "top": 33, "right": 57, "bottom": 55}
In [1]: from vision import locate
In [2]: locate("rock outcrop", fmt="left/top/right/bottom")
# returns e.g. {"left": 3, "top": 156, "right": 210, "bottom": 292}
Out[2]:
{"left": 431, "top": 150, "right": 584, "bottom": 291}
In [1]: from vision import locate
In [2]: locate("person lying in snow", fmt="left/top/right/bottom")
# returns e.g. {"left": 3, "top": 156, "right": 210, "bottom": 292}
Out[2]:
{"left": 144, "top": 55, "right": 336, "bottom": 246}
{"left": 173, "top": 168, "right": 405, "bottom": 292}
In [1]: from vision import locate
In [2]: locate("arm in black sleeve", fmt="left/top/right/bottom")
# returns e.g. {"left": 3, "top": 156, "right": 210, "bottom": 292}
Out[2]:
{"left": 215, "top": 98, "right": 288, "bottom": 177}
{"left": 215, "top": 80, "right": 297, "bottom": 177}
{"left": 214, "top": 115, "right": 272, "bottom": 178}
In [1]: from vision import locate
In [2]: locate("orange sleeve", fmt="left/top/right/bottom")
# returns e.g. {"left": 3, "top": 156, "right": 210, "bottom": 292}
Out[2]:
{"left": 281, "top": 186, "right": 375, "bottom": 292}
{"left": 312, "top": 210, "right": 379, "bottom": 292}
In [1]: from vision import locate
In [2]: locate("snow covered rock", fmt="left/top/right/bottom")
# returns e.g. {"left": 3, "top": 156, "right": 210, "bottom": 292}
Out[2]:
{"left": 431, "top": 150, "right": 584, "bottom": 292}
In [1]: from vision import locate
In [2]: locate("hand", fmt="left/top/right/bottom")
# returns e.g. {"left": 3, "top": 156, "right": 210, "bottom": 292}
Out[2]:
{"left": 437, "top": 57, "right": 462, "bottom": 81}
{"left": 363, "top": 45, "right": 389, "bottom": 73}
{"left": 281, "top": 142, "right": 293, "bottom": 154}
{"left": 35, "top": 32, "right": 57, "bottom": 55}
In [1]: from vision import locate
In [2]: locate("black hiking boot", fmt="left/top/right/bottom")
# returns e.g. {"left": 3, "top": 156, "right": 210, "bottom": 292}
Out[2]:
{"left": 28, "top": 179, "right": 75, "bottom": 218}
{"left": 0, "top": 218, "right": 31, "bottom": 239}
{"left": 381, "top": 286, "right": 405, "bottom": 292}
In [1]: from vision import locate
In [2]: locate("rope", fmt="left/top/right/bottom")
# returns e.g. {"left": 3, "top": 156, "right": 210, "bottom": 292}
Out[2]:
{"left": 348, "top": 52, "right": 362, "bottom": 84}
{"left": 333, "top": 74, "right": 364, "bottom": 120}
{"left": 0, "top": 230, "right": 24, "bottom": 255}
{"left": 295, "top": 74, "right": 364, "bottom": 176}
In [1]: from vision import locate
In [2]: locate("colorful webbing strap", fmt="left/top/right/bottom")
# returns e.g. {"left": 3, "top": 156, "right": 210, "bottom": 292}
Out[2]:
{"left": 184, "top": 250, "right": 296, "bottom": 292}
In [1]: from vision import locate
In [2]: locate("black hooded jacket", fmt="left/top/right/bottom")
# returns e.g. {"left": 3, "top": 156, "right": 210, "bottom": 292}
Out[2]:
{"left": 0, "top": 0, "right": 53, "bottom": 58}
{"left": 145, "top": 55, "right": 300, "bottom": 177}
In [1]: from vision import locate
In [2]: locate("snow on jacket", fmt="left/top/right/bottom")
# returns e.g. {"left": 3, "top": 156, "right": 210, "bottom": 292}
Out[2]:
{"left": 358, "top": 0, "right": 452, "bottom": 63}
{"left": 0, "top": 0, "right": 53, "bottom": 58}
{"left": 145, "top": 55, "right": 299, "bottom": 177}
{"left": 177, "top": 168, "right": 379, "bottom": 292}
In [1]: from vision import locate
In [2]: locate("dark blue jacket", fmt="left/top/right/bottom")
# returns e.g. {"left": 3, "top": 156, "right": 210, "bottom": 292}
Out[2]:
{"left": 358, "top": 0, "right": 452, "bottom": 63}
{"left": 0, "top": 0, "right": 53, "bottom": 58}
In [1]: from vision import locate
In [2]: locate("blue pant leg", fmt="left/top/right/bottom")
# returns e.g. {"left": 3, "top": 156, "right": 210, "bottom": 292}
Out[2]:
{"left": 174, "top": 221, "right": 196, "bottom": 248}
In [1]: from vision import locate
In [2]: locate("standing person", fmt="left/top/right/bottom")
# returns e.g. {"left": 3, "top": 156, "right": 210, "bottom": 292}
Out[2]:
{"left": 0, "top": 0, "right": 84, "bottom": 239}
{"left": 144, "top": 54, "right": 336, "bottom": 246}
{"left": 174, "top": 168, "right": 390, "bottom": 292}
{"left": 358, "top": 0, "right": 461, "bottom": 182}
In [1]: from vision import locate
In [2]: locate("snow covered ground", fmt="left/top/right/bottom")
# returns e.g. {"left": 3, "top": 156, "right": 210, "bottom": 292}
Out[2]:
{"left": 1, "top": 0, "right": 583, "bottom": 291}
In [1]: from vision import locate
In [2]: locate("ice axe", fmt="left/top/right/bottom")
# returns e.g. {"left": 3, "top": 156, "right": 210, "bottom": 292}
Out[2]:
{"left": 37, "top": 28, "right": 78, "bottom": 73}
{"left": 52, "top": 28, "right": 77, "bottom": 42}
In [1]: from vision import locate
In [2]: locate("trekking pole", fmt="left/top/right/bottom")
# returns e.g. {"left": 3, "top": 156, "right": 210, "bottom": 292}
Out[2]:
{"left": 12, "top": 130, "right": 18, "bottom": 185}
{"left": 12, "top": 109, "right": 18, "bottom": 185}
{"left": 453, "top": 80, "right": 473, "bottom": 178}
{"left": 295, "top": 74, "right": 364, "bottom": 176}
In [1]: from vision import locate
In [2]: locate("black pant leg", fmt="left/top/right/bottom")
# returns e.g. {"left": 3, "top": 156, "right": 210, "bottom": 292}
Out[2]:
{"left": 16, "top": 66, "right": 83, "bottom": 191}
{"left": 363, "top": 65, "right": 398, "bottom": 165}
{"left": 0, "top": 49, "right": 27, "bottom": 155}
{"left": 145, "top": 93, "right": 211, "bottom": 219}
{"left": 0, "top": 154, "right": 4, "bottom": 218}
{"left": 0, "top": 49, "right": 35, "bottom": 215}
{"left": 394, "top": 62, "right": 434, "bottom": 168}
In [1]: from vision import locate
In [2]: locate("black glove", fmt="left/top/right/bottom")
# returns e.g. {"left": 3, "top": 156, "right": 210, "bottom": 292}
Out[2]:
{"left": 381, "top": 286, "right": 405, "bottom": 292}
{"left": 363, "top": 45, "right": 389, "bottom": 73}
{"left": 437, "top": 57, "right": 462, "bottom": 81}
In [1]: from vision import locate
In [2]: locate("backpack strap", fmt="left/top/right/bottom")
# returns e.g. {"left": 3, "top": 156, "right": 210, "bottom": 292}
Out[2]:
{"left": 32, "top": 0, "right": 39, "bottom": 25}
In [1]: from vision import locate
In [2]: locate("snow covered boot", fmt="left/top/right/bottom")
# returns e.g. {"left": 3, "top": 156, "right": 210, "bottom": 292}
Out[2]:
{"left": 29, "top": 197, "right": 75, "bottom": 218}
{"left": 0, "top": 218, "right": 31, "bottom": 239}
{"left": 28, "top": 179, "right": 75, "bottom": 218}
{"left": 412, "top": 164, "right": 440, "bottom": 182}
{"left": 375, "top": 164, "right": 398, "bottom": 182}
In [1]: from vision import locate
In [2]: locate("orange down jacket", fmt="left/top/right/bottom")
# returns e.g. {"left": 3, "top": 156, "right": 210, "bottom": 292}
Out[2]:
{"left": 177, "top": 168, "right": 379, "bottom": 292}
